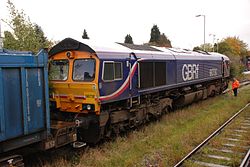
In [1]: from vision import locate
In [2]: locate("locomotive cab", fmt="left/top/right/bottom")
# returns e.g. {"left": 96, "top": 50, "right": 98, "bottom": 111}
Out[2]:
{"left": 49, "top": 39, "right": 101, "bottom": 116}
{"left": 49, "top": 39, "right": 104, "bottom": 143}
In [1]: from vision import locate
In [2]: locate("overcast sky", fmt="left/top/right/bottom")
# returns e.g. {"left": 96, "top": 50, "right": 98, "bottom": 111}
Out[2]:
{"left": 0, "top": 0, "right": 249, "bottom": 49}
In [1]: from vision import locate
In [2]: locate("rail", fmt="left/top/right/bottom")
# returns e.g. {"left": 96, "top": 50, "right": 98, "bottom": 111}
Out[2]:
{"left": 174, "top": 102, "right": 250, "bottom": 167}
{"left": 240, "top": 149, "right": 250, "bottom": 167}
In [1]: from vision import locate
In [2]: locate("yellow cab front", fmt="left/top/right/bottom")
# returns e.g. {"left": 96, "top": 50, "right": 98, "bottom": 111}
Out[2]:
{"left": 49, "top": 50, "right": 100, "bottom": 115}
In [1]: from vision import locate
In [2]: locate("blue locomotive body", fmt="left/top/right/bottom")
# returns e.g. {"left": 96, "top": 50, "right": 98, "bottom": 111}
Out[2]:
{"left": 97, "top": 52, "right": 134, "bottom": 103}
{"left": 95, "top": 46, "right": 229, "bottom": 104}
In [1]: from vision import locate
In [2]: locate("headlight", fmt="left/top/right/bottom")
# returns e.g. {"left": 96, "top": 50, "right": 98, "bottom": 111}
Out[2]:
{"left": 82, "top": 104, "right": 95, "bottom": 111}
{"left": 87, "top": 104, "right": 91, "bottom": 110}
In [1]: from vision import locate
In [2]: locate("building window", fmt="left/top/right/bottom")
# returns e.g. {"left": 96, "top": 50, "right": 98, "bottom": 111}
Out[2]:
{"left": 103, "top": 62, "right": 123, "bottom": 81}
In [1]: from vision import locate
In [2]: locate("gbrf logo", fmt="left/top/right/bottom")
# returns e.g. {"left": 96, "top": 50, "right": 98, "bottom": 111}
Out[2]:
{"left": 182, "top": 64, "right": 199, "bottom": 81}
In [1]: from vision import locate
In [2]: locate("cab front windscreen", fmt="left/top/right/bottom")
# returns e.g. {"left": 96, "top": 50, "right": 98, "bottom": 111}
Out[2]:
{"left": 73, "top": 59, "right": 95, "bottom": 81}
{"left": 49, "top": 59, "right": 69, "bottom": 81}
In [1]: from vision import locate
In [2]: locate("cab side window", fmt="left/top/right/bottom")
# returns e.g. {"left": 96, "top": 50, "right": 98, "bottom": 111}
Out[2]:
{"left": 103, "top": 62, "right": 123, "bottom": 81}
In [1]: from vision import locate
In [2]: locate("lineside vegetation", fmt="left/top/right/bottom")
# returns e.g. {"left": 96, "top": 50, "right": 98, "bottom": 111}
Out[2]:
{"left": 38, "top": 83, "right": 250, "bottom": 167}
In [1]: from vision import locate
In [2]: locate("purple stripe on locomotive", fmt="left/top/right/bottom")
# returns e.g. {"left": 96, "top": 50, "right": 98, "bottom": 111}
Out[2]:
{"left": 97, "top": 51, "right": 138, "bottom": 104}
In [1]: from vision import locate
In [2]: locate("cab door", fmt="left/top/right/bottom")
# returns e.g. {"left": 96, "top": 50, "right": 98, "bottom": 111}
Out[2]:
{"left": 128, "top": 53, "right": 139, "bottom": 107}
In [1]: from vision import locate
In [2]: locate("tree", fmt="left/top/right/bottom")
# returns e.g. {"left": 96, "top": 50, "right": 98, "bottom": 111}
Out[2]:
{"left": 3, "top": 31, "right": 18, "bottom": 50}
{"left": 124, "top": 34, "right": 133, "bottom": 44}
{"left": 193, "top": 43, "right": 214, "bottom": 52}
{"left": 193, "top": 37, "right": 248, "bottom": 77}
{"left": 82, "top": 29, "right": 89, "bottom": 39}
{"left": 3, "top": 0, "right": 52, "bottom": 52}
{"left": 148, "top": 25, "right": 172, "bottom": 47}
{"left": 193, "top": 46, "right": 202, "bottom": 51}
{"left": 218, "top": 37, "right": 248, "bottom": 58}
{"left": 34, "top": 24, "right": 46, "bottom": 45}
{"left": 201, "top": 43, "right": 214, "bottom": 52}
{"left": 218, "top": 37, "right": 248, "bottom": 77}
{"left": 214, "top": 43, "right": 218, "bottom": 52}
{"left": 149, "top": 25, "right": 160, "bottom": 43}
{"left": 159, "top": 33, "right": 172, "bottom": 47}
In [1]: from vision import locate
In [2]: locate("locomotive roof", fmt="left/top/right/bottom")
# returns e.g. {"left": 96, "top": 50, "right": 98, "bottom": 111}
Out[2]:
{"left": 49, "top": 38, "right": 96, "bottom": 56}
{"left": 49, "top": 38, "right": 228, "bottom": 61}
{"left": 118, "top": 43, "right": 163, "bottom": 52}
{"left": 208, "top": 52, "right": 230, "bottom": 61}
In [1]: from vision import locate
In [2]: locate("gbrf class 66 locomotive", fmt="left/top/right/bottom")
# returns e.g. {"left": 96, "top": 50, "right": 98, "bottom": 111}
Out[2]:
{"left": 49, "top": 38, "right": 230, "bottom": 144}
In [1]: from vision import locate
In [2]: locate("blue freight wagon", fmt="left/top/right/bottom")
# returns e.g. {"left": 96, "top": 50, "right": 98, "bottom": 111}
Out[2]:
{"left": 0, "top": 49, "right": 77, "bottom": 166}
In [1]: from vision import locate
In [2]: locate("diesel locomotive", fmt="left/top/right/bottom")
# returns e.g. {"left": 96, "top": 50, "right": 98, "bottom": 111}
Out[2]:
{"left": 49, "top": 38, "right": 230, "bottom": 144}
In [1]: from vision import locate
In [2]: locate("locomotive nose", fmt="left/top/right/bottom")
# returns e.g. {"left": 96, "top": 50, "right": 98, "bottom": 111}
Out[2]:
{"left": 49, "top": 50, "right": 100, "bottom": 115}
{"left": 50, "top": 82, "right": 99, "bottom": 113}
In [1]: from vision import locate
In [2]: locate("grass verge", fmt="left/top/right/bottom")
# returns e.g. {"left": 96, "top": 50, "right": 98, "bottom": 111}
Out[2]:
{"left": 43, "top": 85, "right": 250, "bottom": 167}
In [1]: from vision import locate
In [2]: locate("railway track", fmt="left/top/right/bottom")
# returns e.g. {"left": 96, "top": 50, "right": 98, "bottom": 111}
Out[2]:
{"left": 25, "top": 81, "right": 250, "bottom": 166}
{"left": 174, "top": 103, "right": 250, "bottom": 167}
{"left": 240, "top": 149, "right": 250, "bottom": 167}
